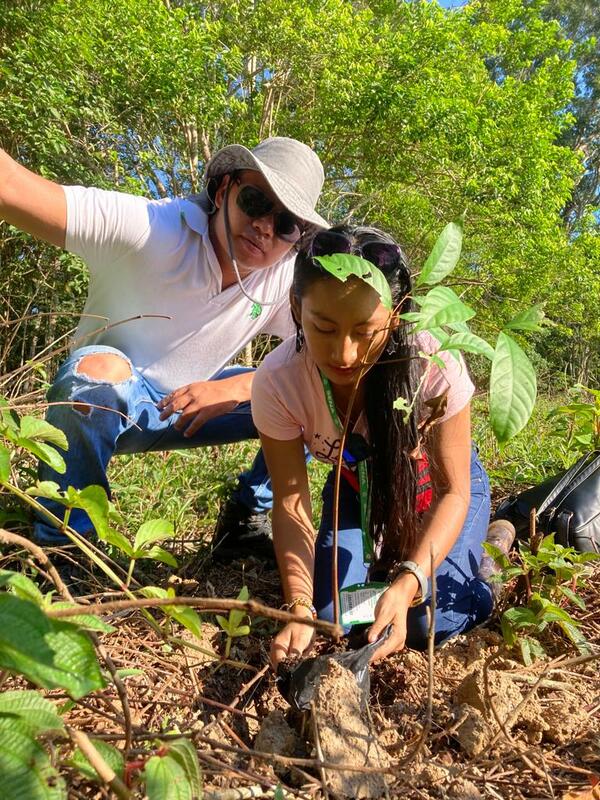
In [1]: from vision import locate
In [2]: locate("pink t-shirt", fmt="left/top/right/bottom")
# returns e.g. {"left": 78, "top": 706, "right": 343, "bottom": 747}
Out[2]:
{"left": 251, "top": 331, "right": 474, "bottom": 466}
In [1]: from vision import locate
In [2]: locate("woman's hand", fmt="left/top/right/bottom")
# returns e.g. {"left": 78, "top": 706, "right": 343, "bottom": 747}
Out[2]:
{"left": 270, "top": 607, "right": 316, "bottom": 670}
{"left": 367, "top": 573, "right": 420, "bottom": 662}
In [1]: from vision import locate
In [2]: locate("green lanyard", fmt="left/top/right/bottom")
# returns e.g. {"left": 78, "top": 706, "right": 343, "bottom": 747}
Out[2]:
{"left": 320, "top": 373, "right": 373, "bottom": 563}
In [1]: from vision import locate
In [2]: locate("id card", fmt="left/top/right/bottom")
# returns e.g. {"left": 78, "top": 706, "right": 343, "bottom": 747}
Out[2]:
{"left": 339, "top": 582, "right": 387, "bottom": 627}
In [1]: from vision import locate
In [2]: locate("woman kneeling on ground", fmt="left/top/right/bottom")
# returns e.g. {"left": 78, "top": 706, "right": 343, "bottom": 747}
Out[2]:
{"left": 251, "top": 225, "right": 497, "bottom": 667}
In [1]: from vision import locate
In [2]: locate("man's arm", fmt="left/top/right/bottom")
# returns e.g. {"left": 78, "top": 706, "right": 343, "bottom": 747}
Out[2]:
{"left": 0, "top": 148, "right": 66, "bottom": 248}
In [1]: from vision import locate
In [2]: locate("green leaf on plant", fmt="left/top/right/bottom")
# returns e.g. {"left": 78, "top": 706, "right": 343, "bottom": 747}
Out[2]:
{"left": 314, "top": 254, "right": 392, "bottom": 310}
{"left": 103, "top": 527, "right": 135, "bottom": 557}
{"left": 412, "top": 287, "right": 475, "bottom": 332}
{"left": 48, "top": 603, "right": 116, "bottom": 633}
{"left": 0, "top": 443, "right": 10, "bottom": 482}
{"left": 0, "top": 717, "right": 66, "bottom": 799}
{"left": 142, "top": 545, "right": 178, "bottom": 568}
{"left": 489, "top": 332, "right": 537, "bottom": 443}
{"left": 19, "top": 418, "right": 68, "bottom": 451}
{"left": 164, "top": 738, "right": 203, "bottom": 797}
{"left": 503, "top": 304, "right": 545, "bottom": 333}
{"left": 438, "top": 331, "right": 495, "bottom": 361}
{"left": 0, "top": 595, "right": 105, "bottom": 698}
{"left": 140, "top": 587, "right": 202, "bottom": 640}
{"left": 18, "top": 440, "right": 66, "bottom": 474}
{"left": 134, "top": 519, "right": 175, "bottom": 552}
{"left": 0, "top": 569, "right": 45, "bottom": 606}
{"left": 0, "top": 691, "right": 64, "bottom": 734}
{"left": 144, "top": 743, "right": 201, "bottom": 800}
{"left": 69, "top": 740, "right": 124, "bottom": 783}
{"left": 417, "top": 220, "right": 463, "bottom": 287}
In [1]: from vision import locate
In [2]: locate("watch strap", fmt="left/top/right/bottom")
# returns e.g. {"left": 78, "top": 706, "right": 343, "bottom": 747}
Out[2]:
{"left": 395, "top": 560, "right": 428, "bottom": 605}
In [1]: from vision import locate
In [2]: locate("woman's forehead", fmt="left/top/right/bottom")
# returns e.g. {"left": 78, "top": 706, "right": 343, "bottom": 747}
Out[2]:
{"left": 303, "top": 276, "right": 389, "bottom": 323}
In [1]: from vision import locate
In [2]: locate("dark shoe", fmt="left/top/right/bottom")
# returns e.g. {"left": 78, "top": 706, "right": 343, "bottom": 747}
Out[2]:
{"left": 211, "top": 499, "right": 275, "bottom": 565}
{"left": 478, "top": 519, "right": 516, "bottom": 601}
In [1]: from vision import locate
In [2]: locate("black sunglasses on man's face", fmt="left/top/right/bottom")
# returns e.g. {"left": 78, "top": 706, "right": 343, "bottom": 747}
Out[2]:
{"left": 235, "top": 182, "right": 304, "bottom": 244}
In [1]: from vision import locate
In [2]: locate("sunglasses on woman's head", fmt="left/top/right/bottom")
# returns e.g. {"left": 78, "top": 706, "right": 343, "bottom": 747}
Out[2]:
{"left": 235, "top": 183, "right": 304, "bottom": 244}
{"left": 310, "top": 230, "right": 401, "bottom": 271}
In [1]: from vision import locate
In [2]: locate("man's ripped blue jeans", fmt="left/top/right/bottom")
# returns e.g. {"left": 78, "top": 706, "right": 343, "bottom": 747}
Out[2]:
{"left": 34, "top": 345, "right": 274, "bottom": 544}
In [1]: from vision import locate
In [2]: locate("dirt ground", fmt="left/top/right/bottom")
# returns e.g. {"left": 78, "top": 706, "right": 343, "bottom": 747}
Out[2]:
{"left": 35, "top": 551, "right": 596, "bottom": 800}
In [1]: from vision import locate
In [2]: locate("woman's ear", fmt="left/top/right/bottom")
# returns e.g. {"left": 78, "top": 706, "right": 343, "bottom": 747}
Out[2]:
{"left": 290, "top": 288, "right": 302, "bottom": 327}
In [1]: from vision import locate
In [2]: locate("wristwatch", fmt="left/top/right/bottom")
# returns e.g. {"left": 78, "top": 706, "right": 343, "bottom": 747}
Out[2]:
{"left": 393, "top": 560, "right": 428, "bottom": 606}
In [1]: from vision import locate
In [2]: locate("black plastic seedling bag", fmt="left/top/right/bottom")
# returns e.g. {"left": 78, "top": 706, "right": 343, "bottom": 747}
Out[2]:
{"left": 276, "top": 625, "right": 392, "bottom": 711}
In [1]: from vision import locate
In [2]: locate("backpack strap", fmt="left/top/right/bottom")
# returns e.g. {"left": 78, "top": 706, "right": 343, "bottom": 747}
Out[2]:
{"left": 555, "top": 510, "right": 573, "bottom": 547}
{"left": 537, "top": 451, "right": 600, "bottom": 517}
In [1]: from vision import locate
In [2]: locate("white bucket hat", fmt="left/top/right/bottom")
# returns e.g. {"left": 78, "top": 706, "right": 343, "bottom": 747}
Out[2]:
{"left": 205, "top": 136, "right": 328, "bottom": 229}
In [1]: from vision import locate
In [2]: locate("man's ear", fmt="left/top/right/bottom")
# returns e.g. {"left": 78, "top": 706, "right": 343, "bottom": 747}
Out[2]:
{"left": 213, "top": 174, "right": 232, "bottom": 211}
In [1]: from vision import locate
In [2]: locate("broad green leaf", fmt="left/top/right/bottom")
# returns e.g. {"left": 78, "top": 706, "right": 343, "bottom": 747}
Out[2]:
{"left": 69, "top": 740, "right": 124, "bottom": 782}
{"left": 438, "top": 332, "right": 495, "bottom": 361}
{"left": 0, "top": 595, "right": 105, "bottom": 698}
{"left": 0, "top": 691, "right": 64, "bottom": 734}
{"left": 19, "top": 440, "right": 66, "bottom": 474}
{"left": 140, "top": 587, "right": 202, "bottom": 639}
{"left": 0, "top": 569, "right": 44, "bottom": 606}
{"left": 502, "top": 606, "right": 538, "bottom": 629}
{"left": 503, "top": 304, "right": 545, "bottom": 333}
{"left": 26, "top": 481, "right": 64, "bottom": 501}
{"left": 314, "top": 254, "right": 392, "bottom": 310}
{"left": 19, "top": 417, "right": 68, "bottom": 450}
{"left": 215, "top": 614, "right": 231, "bottom": 634}
{"left": 237, "top": 586, "right": 249, "bottom": 602}
{"left": 140, "top": 545, "right": 178, "bottom": 568}
{"left": 165, "top": 738, "right": 202, "bottom": 798}
{"left": 134, "top": 519, "right": 175, "bottom": 551}
{"left": 489, "top": 333, "right": 537, "bottom": 444}
{"left": 0, "top": 443, "right": 10, "bottom": 482}
{"left": 417, "top": 221, "right": 463, "bottom": 286}
{"left": 0, "top": 717, "right": 66, "bottom": 799}
{"left": 75, "top": 485, "right": 111, "bottom": 540}
{"left": 144, "top": 752, "right": 196, "bottom": 800}
{"left": 412, "top": 287, "right": 475, "bottom": 332}
{"left": 482, "top": 542, "right": 510, "bottom": 569}
{"left": 48, "top": 603, "right": 116, "bottom": 633}
{"left": 103, "top": 528, "right": 135, "bottom": 558}
{"left": 557, "top": 585, "right": 586, "bottom": 610}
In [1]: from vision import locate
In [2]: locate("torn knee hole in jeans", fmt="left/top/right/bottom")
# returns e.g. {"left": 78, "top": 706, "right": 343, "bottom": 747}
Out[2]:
{"left": 75, "top": 354, "right": 133, "bottom": 386}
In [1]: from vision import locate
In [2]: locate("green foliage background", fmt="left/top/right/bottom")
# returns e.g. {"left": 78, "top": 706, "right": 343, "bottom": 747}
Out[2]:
{"left": 0, "top": 0, "right": 598, "bottom": 386}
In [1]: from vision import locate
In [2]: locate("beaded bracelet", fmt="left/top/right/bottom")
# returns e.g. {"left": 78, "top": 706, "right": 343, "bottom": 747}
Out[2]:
{"left": 281, "top": 596, "right": 317, "bottom": 620}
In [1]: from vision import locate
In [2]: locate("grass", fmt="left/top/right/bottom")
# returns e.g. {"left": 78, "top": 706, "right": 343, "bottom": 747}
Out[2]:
{"left": 473, "top": 392, "right": 576, "bottom": 493}
{"left": 108, "top": 440, "right": 332, "bottom": 551}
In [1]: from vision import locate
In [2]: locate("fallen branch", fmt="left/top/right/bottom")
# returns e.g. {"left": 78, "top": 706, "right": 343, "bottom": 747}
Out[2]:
{"left": 46, "top": 596, "right": 343, "bottom": 636}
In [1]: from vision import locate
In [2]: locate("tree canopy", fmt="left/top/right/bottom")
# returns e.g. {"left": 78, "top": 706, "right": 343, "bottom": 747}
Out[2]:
{"left": 0, "top": 0, "right": 597, "bottom": 383}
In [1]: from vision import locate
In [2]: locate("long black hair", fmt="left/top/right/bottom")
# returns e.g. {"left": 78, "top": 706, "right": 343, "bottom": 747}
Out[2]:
{"left": 292, "top": 225, "right": 424, "bottom": 566}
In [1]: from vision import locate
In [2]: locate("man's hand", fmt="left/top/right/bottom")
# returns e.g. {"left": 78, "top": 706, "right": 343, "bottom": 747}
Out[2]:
{"left": 270, "top": 607, "right": 316, "bottom": 670}
{"left": 157, "top": 375, "right": 250, "bottom": 437}
{"left": 367, "top": 573, "right": 420, "bottom": 662}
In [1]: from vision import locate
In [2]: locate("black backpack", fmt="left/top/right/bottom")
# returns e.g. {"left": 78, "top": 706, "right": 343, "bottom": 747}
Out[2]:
{"left": 493, "top": 451, "right": 600, "bottom": 554}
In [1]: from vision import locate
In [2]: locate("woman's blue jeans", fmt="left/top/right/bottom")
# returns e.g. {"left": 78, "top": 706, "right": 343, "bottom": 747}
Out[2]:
{"left": 313, "top": 450, "right": 493, "bottom": 649}
{"left": 34, "top": 345, "right": 273, "bottom": 544}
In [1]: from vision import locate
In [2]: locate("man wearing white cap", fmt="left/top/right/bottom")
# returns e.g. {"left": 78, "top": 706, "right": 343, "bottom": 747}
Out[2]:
{"left": 0, "top": 138, "right": 326, "bottom": 561}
